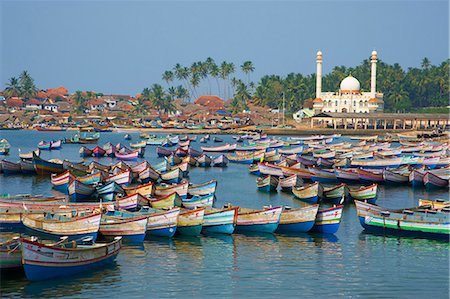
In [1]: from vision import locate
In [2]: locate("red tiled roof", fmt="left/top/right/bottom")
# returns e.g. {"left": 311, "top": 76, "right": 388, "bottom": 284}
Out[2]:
{"left": 26, "top": 99, "right": 41, "bottom": 105}
{"left": 368, "top": 98, "right": 382, "bottom": 103}
{"left": 195, "top": 95, "right": 224, "bottom": 108}
{"left": 89, "top": 99, "right": 105, "bottom": 106}
{"left": 6, "top": 98, "right": 23, "bottom": 107}
{"left": 312, "top": 98, "right": 323, "bottom": 103}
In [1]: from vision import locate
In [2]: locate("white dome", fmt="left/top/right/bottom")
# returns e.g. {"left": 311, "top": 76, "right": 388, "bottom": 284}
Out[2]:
{"left": 340, "top": 75, "right": 360, "bottom": 92}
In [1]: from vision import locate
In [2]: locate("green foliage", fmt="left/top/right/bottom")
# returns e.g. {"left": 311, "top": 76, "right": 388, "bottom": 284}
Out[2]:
{"left": 5, "top": 71, "right": 38, "bottom": 99}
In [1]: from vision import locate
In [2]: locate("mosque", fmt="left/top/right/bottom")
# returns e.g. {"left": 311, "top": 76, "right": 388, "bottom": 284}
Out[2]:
{"left": 312, "top": 50, "right": 384, "bottom": 114}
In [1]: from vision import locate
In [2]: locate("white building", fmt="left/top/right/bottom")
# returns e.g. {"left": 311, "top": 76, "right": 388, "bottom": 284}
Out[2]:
{"left": 313, "top": 50, "right": 384, "bottom": 114}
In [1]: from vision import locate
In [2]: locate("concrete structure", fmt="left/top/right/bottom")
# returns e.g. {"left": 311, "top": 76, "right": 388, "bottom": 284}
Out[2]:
{"left": 313, "top": 51, "right": 384, "bottom": 114}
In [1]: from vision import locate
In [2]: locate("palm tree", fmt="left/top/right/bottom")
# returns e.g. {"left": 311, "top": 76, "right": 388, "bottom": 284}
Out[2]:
{"left": 176, "top": 85, "right": 189, "bottom": 102}
{"left": 74, "top": 91, "right": 86, "bottom": 114}
{"left": 19, "top": 70, "right": 37, "bottom": 99}
{"left": 162, "top": 71, "right": 174, "bottom": 87}
{"left": 4, "top": 77, "right": 20, "bottom": 98}
{"left": 133, "top": 97, "right": 147, "bottom": 115}
{"left": 168, "top": 86, "right": 177, "bottom": 100}
{"left": 209, "top": 62, "right": 221, "bottom": 97}
{"left": 204, "top": 57, "right": 215, "bottom": 94}
{"left": 421, "top": 57, "right": 431, "bottom": 70}
{"left": 241, "top": 61, "right": 255, "bottom": 86}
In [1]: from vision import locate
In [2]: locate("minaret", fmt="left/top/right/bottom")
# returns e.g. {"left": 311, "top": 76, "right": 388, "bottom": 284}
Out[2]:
{"left": 370, "top": 50, "right": 377, "bottom": 98}
{"left": 316, "top": 50, "right": 322, "bottom": 99}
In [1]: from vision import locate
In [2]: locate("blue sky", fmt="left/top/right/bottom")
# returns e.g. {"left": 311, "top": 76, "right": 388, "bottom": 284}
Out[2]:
{"left": 1, "top": 0, "right": 448, "bottom": 95}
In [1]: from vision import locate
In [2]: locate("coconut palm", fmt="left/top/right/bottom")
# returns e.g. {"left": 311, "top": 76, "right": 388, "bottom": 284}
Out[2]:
{"left": 168, "top": 86, "right": 177, "bottom": 100}
{"left": 133, "top": 97, "right": 148, "bottom": 115}
{"left": 209, "top": 62, "right": 221, "bottom": 97}
{"left": 176, "top": 85, "right": 189, "bottom": 102}
{"left": 4, "top": 77, "right": 20, "bottom": 98}
{"left": 74, "top": 91, "right": 86, "bottom": 114}
{"left": 241, "top": 61, "right": 255, "bottom": 86}
{"left": 19, "top": 71, "right": 37, "bottom": 99}
{"left": 421, "top": 57, "right": 431, "bottom": 70}
{"left": 162, "top": 71, "right": 174, "bottom": 87}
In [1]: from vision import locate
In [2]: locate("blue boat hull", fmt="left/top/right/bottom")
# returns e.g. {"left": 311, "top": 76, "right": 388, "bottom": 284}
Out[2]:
{"left": 257, "top": 185, "right": 276, "bottom": 192}
{"left": 310, "top": 223, "right": 340, "bottom": 234}
{"left": 53, "top": 183, "right": 69, "bottom": 194}
{"left": 24, "top": 252, "right": 118, "bottom": 281}
{"left": 310, "top": 177, "right": 338, "bottom": 184}
{"left": 177, "top": 224, "right": 202, "bottom": 236}
{"left": 202, "top": 224, "right": 235, "bottom": 235}
{"left": 70, "top": 193, "right": 94, "bottom": 201}
{"left": 235, "top": 223, "right": 279, "bottom": 233}
{"left": 146, "top": 226, "right": 177, "bottom": 238}
{"left": 249, "top": 170, "right": 261, "bottom": 176}
{"left": 2, "top": 169, "right": 21, "bottom": 175}
{"left": 276, "top": 221, "right": 315, "bottom": 233}
{"left": 161, "top": 178, "right": 181, "bottom": 184}
{"left": 298, "top": 195, "right": 319, "bottom": 204}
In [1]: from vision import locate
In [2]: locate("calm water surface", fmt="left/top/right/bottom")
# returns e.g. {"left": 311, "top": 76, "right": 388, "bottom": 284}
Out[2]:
{"left": 0, "top": 131, "right": 448, "bottom": 298}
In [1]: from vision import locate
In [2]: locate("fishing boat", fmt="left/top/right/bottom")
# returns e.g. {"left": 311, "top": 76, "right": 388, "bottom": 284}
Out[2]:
{"left": 79, "top": 146, "right": 93, "bottom": 157}
{"left": 351, "top": 157, "right": 403, "bottom": 169}
{"left": 136, "top": 207, "right": 180, "bottom": 238}
{"left": 323, "top": 183, "right": 347, "bottom": 203}
{"left": 212, "top": 154, "right": 229, "bottom": 167}
{"left": 146, "top": 137, "right": 167, "bottom": 146}
{"left": 35, "top": 126, "right": 66, "bottom": 132}
{"left": 100, "top": 212, "right": 148, "bottom": 243}
{"left": 177, "top": 208, "right": 205, "bottom": 236}
{"left": 280, "top": 166, "right": 313, "bottom": 180}
{"left": 68, "top": 179, "right": 96, "bottom": 201}
{"left": 21, "top": 236, "right": 122, "bottom": 281}
{"left": 22, "top": 211, "right": 102, "bottom": 241}
{"left": 130, "top": 141, "right": 146, "bottom": 149}
{"left": 227, "top": 153, "right": 254, "bottom": 164}
{"left": 19, "top": 149, "right": 40, "bottom": 161}
{"left": 418, "top": 199, "right": 450, "bottom": 210}
{"left": 159, "top": 167, "right": 182, "bottom": 184}
{"left": 278, "top": 175, "right": 303, "bottom": 192}
{"left": 235, "top": 206, "right": 282, "bottom": 233}
{"left": 115, "top": 193, "right": 146, "bottom": 210}
{"left": 188, "top": 180, "right": 217, "bottom": 197}
{"left": 156, "top": 146, "right": 174, "bottom": 157}
{"left": 292, "top": 182, "right": 323, "bottom": 203}
{"left": 105, "top": 169, "right": 132, "bottom": 186}
{"left": 181, "top": 193, "right": 214, "bottom": 209}
{"left": 310, "top": 205, "right": 344, "bottom": 234}
{"left": 213, "top": 137, "right": 223, "bottom": 143}
{"left": 138, "top": 166, "right": 160, "bottom": 183}
{"left": 276, "top": 204, "right": 320, "bottom": 233}
{"left": 201, "top": 144, "right": 236, "bottom": 152}
{"left": 20, "top": 160, "right": 36, "bottom": 174}
{"left": 278, "top": 145, "right": 303, "bottom": 155}
{"left": 423, "top": 172, "right": 449, "bottom": 189}
{"left": 79, "top": 132, "right": 100, "bottom": 144}
{"left": 187, "top": 147, "right": 202, "bottom": 158}
{"left": 33, "top": 152, "right": 65, "bottom": 175}
{"left": 202, "top": 207, "right": 238, "bottom": 234}
{"left": 95, "top": 182, "right": 124, "bottom": 202}
{"left": 334, "top": 168, "right": 360, "bottom": 183}
{"left": 357, "top": 168, "right": 384, "bottom": 183}
{"left": 256, "top": 175, "right": 279, "bottom": 192}
{"left": 309, "top": 167, "right": 338, "bottom": 183}
{"left": 248, "top": 164, "right": 260, "bottom": 176}
{"left": 123, "top": 182, "right": 154, "bottom": 197}
{"left": 383, "top": 169, "right": 409, "bottom": 184}
{"left": 354, "top": 201, "right": 450, "bottom": 239}
{"left": 115, "top": 151, "right": 138, "bottom": 161}
{"left": 1, "top": 160, "right": 22, "bottom": 174}
{"left": 258, "top": 162, "right": 284, "bottom": 176}
{"left": 154, "top": 182, "right": 189, "bottom": 199}
{"left": 92, "top": 145, "right": 106, "bottom": 157}
{"left": 124, "top": 134, "right": 132, "bottom": 140}
{"left": 196, "top": 154, "right": 212, "bottom": 167}
{"left": 50, "top": 140, "right": 62, "bottom": 150}
{"left": 0, "top": 139, "right": 11, "bottom": 155}
{"left": 348, "top": 184, "right": 378, "bottom": 203}
{"left": 51, "top": 171, "right": 71, "bottom": 193}
{"left": 38, "top": 141, "right": 52, "bottom": 150}
{"left": 0, "top": 237, "right": 22, "bottom": 269}
{"left": 148, "top": 192, "right": 178, "bottom": 209}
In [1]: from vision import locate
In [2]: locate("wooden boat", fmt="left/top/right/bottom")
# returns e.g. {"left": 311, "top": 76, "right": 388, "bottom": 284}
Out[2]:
{"left": 35, "top": 126, "right": 66, "bottom": 132}
{"left": 334, "top": 168, "right": 360, "bottom": 183}
{"left": 130, "top": 141, "right": 146, "bottom": 149}
{"left": 297, "top": 155, "right": 317, "bottom": 166}
{"left": 50, "top": 140, "right": 62, "bottom": 150}
{"left": 92, "top": 145, "right": 106, "bottom": 157}
{"left": 136, "top": 207, "right": 180, "bottom": 238}
{"left": 348, "top": 184, "right": 378, "bottom": 203}
{"left": 21, "top": 236, "right": 122, "bottom": 281}
{"left": 423, "top": 172, "right": 449, "bottom": 189}
{"left": 235, "top": 206, "right": 282, "bottom": 233}
{"left": 115, "top": 193, "right": 146, "bottom": 210}
{"left": 155, "top": 182, "right": 189, "bottom": 199}
{"left": 276, "top": 204, "right": 319, "bottom": 233}
{"left": 177, "top": 208, "right": 205, "bottom": 236}
{"left": 409, "top": 169, "right": 425, "bottom": 187}
{"left": 79, "top": 146, "right": 93, "bottom": 157}
{"left": 357, "top": 168, "right": 384, "bottom": 183}
{"left": 79, "top": 132, "right": 100, "bottom": 144}
{"left": 51, "top": 170, "right": 71, "bottom": 193}
{"left": 33, "top": 152, "right": 65, "bottom": 175}
{"left": 351, "top": 157, "right": 403, "bottom": 169}
{"left": 138, "top": 166, "right": 160, "bottom": 183}
{"left": 1, "top": 159, "right": 22, "bottom": 174}
{"left": 212, "top": 154, "right": 228, "bottom": 167}
{"left": 146, "top": 137, "right": 167, "bottom": 146}
{"left": 22, "top": 212, "right": 102, "bottom": 241}
{"left": 148, "top": 192, "right": 178, "bottom": 209}
{"left": 188, "top": 180, "right": 217, "bottom": 197}
{"left": 19, "top": 149, "right": 40, "bottom": 161}
{"left": 123, "top": 182, "right": 154, "bottom": 197}
{"left": 115, "top": 151, "right": 138, "bottom": 161}
{"left": 279, "top": 175, "right": 303, "bottom": 192}
{"left": 20, "top": 160, "right": 36, "bottom": 174}
{"left": 100, "top": 212, "right": 148, "bottom": 243}
{"left": 0, "top": 237, "right": 22, "bottom": 269}
{"left": 278, "top": 145, "right": 303, "bottom": 155}
{"left": 309, "top": 167, "right": 338, "bottom": 183}
{"left": 258, "top": 162, "right": 284, "bottom": 177}
{"left": 292, "top": 182, "right": 323, "bottom": 203}
{"left": 38, "top": 141, "right": 52, "bottom": 150}
{"left": 256, "top": 175, "right": 279, "bottom": 192}
{"left": 0, "top": 200, "right": 114, "bottom": 214}
{"left": 383, "top": 169, "right": 409, "bottom": 184}
{"left": 202, "top": 207, "right": 238, "bottom": 234}
{"left": 105, "top": 169, "right": 131, "bottom": 186}
{"left": 160, "top": 167, "right": 182, "bottom": 184}
{"left": 181, "top": 193, "right": 214, "bottom": 209}
{"left": 227, "top": 153, "right": 254, "bottom": 164}
{"left": 95, "top": 182, "right": 125, "bottom": 202}
{"left": 0, "top": 139, "right": 11, "bottom": 155}
{"left": 156, "top": 146, "right": 174, "bottom": 157}
{"left": 418, "top": 199, "right": 450, "bottom": 210}
{"left": 355, "top": 201, "right": 450, "bottom": 239}
{"left": 248, "top": 164, "right": 260, "bottom": 176}
{"left": 310, "top": 205, "right": 344, "bottom": 234}
{"left": 280, "top": 166, "right": 313, "bottom": 180}
{"left": 201, "top": 144, "right": 236, "bottom": 152}
{"left": 323, "top": 183, "right": 347, "bottom": 201}
{"left": 68, "top": 179, "right": 96, "bottom": 201}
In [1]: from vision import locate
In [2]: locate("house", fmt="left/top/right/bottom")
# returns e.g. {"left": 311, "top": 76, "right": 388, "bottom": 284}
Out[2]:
{"left": 42, "top": 99, "right": 58, "bottom": 113}
{"left": 194, "top": 95, "right": 225, "bottom": 112}
{"left": 25, "top": 99, "right": 42, "bottom": 111}
{"left": 88, "top": 99, "right": 106, "bottom": 111}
